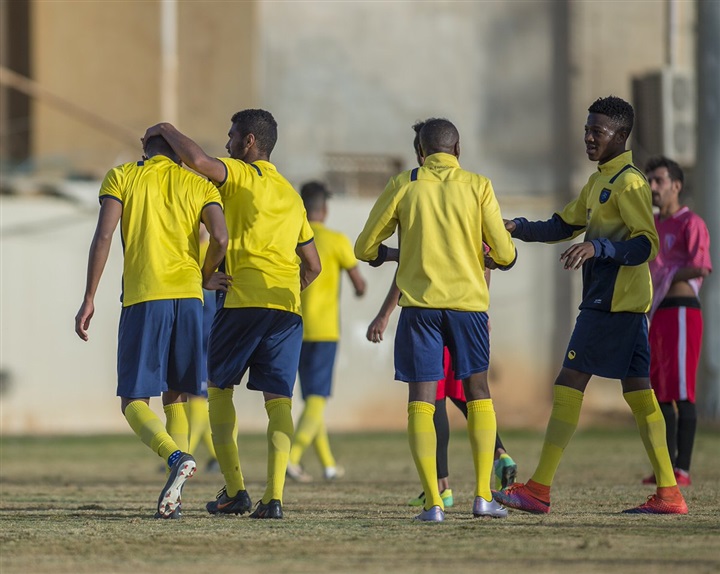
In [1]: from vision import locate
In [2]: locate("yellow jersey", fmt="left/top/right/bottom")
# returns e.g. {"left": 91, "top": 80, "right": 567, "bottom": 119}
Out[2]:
{"left": 98, "top": 155, "right": 222, "bottom": 307}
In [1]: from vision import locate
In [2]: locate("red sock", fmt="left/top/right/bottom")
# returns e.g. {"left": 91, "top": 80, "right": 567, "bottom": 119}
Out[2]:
{"left": 526, "top": 479, "right": 551, "bottom": 503}
{"left": 657, "top": 485, "right": 684, "bottom": 503}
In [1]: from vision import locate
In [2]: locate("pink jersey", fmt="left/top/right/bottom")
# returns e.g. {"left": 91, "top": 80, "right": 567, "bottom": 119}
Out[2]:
{"left": 649, "top": 207, "right": 712, "bottom": 319}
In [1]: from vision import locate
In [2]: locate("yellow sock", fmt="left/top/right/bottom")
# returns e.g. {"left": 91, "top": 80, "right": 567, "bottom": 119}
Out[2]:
{"left": 408, "top": 401, "right": 443, "bottom": 510}
{"left": 531, "top": 385, "right": 584, "bottom": 487}
{"left": 624, "top": 389, "right": 676, "bottom": 487}
{"left": 289, "top": 395, "right": 326, "bottom": 465}
{"left": 466, "top": 399, "right": 496, "bottom": 501}
{"left": 163, "top": 402, "right": 189, "bottom": 454}
{"left": 313, "top": 418, "right": 336, "bottom": 469}
{"left": 264, "top": 397, "right": 293, "bottom": 503}
{"left": 201, "top": 425, "right": 217, "bottom": 460}
{"left": 186, "top": 397, "right": 209, "bottom": 455}
{"left": 208, "top": 387, "right": 245, "bottom": 496}
{"left": 124, "top": 400, "right": 179, "bottom": 462}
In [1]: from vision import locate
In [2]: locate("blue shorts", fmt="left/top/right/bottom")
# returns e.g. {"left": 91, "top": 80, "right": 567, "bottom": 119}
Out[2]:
{"left": 563, "top": 309, "right": 650, "bottom": 379}
{"left": 117, "top": 298, "right": 204, "bottom": 398}
{"left": 394, "top": 308, "right": 489, "bottom": 383}
{"left": 298, "top": 341, "right": 338, "bottom": 398}
{"left": 207, "top": 307, "right": 303, "bottom": 396}
{"left": 198, "top": 288, "right": 218, "bottom": 393}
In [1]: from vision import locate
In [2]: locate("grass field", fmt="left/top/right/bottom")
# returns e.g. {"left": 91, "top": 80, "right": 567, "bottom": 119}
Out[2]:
{"left": 1, "top": 428, "right": 719, "bottom": 574}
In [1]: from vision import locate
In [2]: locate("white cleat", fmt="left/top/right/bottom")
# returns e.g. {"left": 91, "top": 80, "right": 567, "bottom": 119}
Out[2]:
{"left": 473, "top": 496, "right": 508, "bottom": 518}
{"left": 414, "top": 505, "right": 445, "bottom": 522}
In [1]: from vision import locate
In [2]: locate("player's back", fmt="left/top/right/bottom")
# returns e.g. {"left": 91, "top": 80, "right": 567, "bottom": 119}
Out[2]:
{"left": 99, "top": 155, "right": 222, "bottom": 306}
{"left": 301, "top": 223, "right": 356, "bottom": 341}
{"left": 216, "top": 158, "right": 313, "bottom": 314}
{"left": 391, "top": 153, "right": 514, "bottom": 312}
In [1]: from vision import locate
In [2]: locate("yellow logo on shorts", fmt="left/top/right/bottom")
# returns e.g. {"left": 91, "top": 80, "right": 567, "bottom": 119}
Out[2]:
{"left": 567, "top": 350, "right": 576, "bottom": 360}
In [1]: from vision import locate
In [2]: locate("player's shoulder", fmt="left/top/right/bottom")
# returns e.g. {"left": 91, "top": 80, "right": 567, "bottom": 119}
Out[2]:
{"left": 611, "top": 163, "right": 648, "bottom": 191}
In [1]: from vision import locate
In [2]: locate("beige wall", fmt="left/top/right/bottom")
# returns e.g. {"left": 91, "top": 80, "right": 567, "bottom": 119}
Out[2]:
{"left": 30, "top": 0, "right": 257, "bottom": 177}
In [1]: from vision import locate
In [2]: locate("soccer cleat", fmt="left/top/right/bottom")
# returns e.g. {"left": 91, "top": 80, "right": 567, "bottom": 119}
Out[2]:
{"left": 206, "top": 486, "right": 252, "bottom": 515}
{"left": 494, "top": 454, "right": 518, "bottom": 490}
{"left": 674, "top": 468, "right": 692, "bottom": 487}
{"left": 156, "top": 453, "right": 196, "bottom": 519}
{"left": 473, "top": 496, "right": 508, "bottom": 518}
{"left": 492, "top": 483, "right": 550, "bottom": 514}
{"left": 414, "top": 505, "right": 445, "bottom": 522}
{"left": 286, "top": 462, "right": 313, "bottom": 483}
{"left": 323, "top": 465, "right": 345, "bottom": 480}
{"left": 622, "top": 494, "right": 688, "bottom": 515}
{"left": 154, "top": 505, "right": 182, "bottom": 519}
{"left": 408, "top": 489, "right": 454, "bottom": 508}
{"left": 249, "top": 499, "right": 283, "bottom": 519}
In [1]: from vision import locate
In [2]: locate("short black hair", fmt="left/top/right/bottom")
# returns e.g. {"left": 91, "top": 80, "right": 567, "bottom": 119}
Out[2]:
{"left": 645, "top": 155, "right": 684, "bottom": 186}
{"left": 230, "top": 109, "right": 278, "bottom": 156}
{"left": 419, "top": 118, "right": 459, "bottom": 156}
{"left": 143, "top": 135, "right": 179, "bottom": 162}
{"left": 300, "top": 180, "right": 331, "bottom": 213}
{"left": 588, "top": 96, "right": 634, "bottom": 135}
{"left": 411, "top": 120, "right": 425, "bottom": 157}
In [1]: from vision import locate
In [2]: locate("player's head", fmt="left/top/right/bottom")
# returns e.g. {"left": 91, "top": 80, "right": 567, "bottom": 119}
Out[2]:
{"left": 645, "top": 155, "right": 684, "bottom": 209}
{"left": 585, "top": 96, "right": 634, "bottom": 164}
{"left": 300, "top": 180, "right": 331, "bottom": 222}
{"left": 411, "top": 121, "right": 426, "bottom": 166}
{"left": 418, "top": 118, "right": 460, "bottom": 159}
{"left": 226, "top": 109, "right": 278, "bottom": 161}
{"left": 143, "top": 135, "right": 180, "bottom": 164}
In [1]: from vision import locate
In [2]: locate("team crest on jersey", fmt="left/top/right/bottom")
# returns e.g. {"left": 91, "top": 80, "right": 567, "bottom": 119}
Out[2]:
{"left": 599, "top": 188, "right": 611, "bottom": 203}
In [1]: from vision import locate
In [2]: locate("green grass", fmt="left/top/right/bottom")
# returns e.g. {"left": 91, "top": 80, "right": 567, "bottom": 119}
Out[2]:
{"left": 1, "top": 429, "right": 719, "bottom": 574}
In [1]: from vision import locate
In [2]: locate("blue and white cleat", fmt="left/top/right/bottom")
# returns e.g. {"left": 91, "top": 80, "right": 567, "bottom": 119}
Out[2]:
{"left": 473, "top": 496, "right": 508, "bottom": 518}
{"left": 414, "top": 505, "right": 445, "bottom": 522}
{"left": 157, "top": 453, "right": 196, "bottom": 518}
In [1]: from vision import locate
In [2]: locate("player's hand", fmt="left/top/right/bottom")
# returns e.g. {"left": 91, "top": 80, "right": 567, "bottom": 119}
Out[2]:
{"left": 141, "top": 123, "right": 168, "bottom": 148}
{"left": 504, "top": 219, "right": 516, "bottom": 233}
{"left": 560, "top": 241, "right": 595, "bottom": 270}
{"left": 366, "top": 314, "right": 389, "bottom": 343}
{"left": 484, "top": 254, "right": 499, "bottom": 270}
{"left": 204, "top": 272, "right": 233, "bottom": 292}
{"left": 75, "top": 300, "right": 94, "bottom": 341}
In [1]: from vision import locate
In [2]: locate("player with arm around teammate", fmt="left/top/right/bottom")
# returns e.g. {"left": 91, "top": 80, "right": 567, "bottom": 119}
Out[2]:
{"left": 144, "top": 110, "right": 321, "bottom": 519}
{"left": 74, "top": 135, "right": 228, "bottom": 518}
{"left": 493, "top": 96, "right": 688, "bottom": 515}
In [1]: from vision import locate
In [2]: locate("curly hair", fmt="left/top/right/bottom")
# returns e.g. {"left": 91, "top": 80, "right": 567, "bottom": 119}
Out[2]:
{"left": 230, "top": 109, "right": 278, "bottom": 156}
{"left": 588, "top": 96, "right": 634, "bottom": 135}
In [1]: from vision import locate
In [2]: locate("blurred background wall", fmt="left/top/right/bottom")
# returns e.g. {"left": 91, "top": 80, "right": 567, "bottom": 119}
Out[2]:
{"left": 1, "top": 0, "right": 715, "bottom": 434}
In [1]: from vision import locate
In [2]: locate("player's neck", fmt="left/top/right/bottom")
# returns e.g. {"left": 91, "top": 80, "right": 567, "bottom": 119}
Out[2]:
{"left": 658, "top": 202, "right": 682, "bottom": 220}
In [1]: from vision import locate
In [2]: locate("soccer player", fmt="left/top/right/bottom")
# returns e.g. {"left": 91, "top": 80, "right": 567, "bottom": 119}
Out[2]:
{"left": 74, "top": 135, "right": 228, "bottom": 518}
{"left": 366, "top": 122, "right": 517, "bottom": 508}
{"left": 493, "top": 96, "right": 688, "bottom": 515}
{"left": 355, "top": 117, "right": 517, "bottom": 522}
{"left": 285, "top": 181, "right": 366, "bottom": 483}
{"left": 641, "top": 156, "right": 712, "bottom": 486}
{"left": 143, "top": 110, "right": 322, "bottom": 519}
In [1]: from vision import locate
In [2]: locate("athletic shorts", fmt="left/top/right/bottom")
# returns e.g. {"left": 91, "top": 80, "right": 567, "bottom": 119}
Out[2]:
{"left": 649, "top": 298, "right": 703, "bottom": 403}
{"left": 198, "top": 288, "right": 218, "bottom": 394}
{"left": 207, "top": 307, "right": 302, "bottom": 397}
{"left": 395, "top": 308, "right": 489, "bottom": 383}
{"left": 298, "top": 341, "right": 338, "bottom": 399}
{"left": 117, "top": 298, "right": 204, "bottom": 398}
{"left": 563, "top": 309, "right": 650, "bottom": 379}
{"left": 436, "top": 346, "right": 466, "bottom": 401}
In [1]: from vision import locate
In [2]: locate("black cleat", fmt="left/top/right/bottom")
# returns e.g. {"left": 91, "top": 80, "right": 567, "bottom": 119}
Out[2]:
{"left": 249, "top": 499, "right": 283, "bottom": 519}
{"left": 206, "top": 486, "right": 252, "bottom": 515}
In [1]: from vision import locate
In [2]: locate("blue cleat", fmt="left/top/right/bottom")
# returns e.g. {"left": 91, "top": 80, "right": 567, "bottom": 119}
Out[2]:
{"left": 494, "top": 454, "right": 518, "bottom": 490}
{"left": 156, "top": 453, "right": 196, "bottom": 519}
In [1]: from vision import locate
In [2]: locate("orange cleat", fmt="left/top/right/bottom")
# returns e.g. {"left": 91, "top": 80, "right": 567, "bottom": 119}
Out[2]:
{"left": 492, "top": 483, "right": 550, "bottom": 514}
{"left": 622, "top": 494, "right": 688, "bottom": 514}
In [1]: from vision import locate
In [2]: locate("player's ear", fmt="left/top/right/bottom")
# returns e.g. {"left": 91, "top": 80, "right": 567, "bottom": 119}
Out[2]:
{"left": 454, "top": 140, "right": 461, "bottom": 158}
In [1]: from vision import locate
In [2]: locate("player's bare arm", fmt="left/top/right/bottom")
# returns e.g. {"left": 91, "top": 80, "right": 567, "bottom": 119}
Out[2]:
{"left": 200, "top": 203, "right": 231, "bottom": 291}
{"left": 74, "top": 199, "right": 123, "bottom": 341}
{"left": 143, "top": 123, "right": 227, "bottom": 184}
{"left": 366, "top": 274, "right": 401, "bottom": 343}
{"left": 346, "top": 266, "right": 367, "bottom": 297}
{"left": 560, "top": 241, "right": 596, "bottom": 270}
{"left": 297, "top": 240, "right": 322, "bottom": 291}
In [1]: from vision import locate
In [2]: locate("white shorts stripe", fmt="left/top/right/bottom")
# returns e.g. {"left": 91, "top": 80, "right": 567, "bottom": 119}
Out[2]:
{"left": 677, "top": 307, "right": 688, "bottom": 401}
